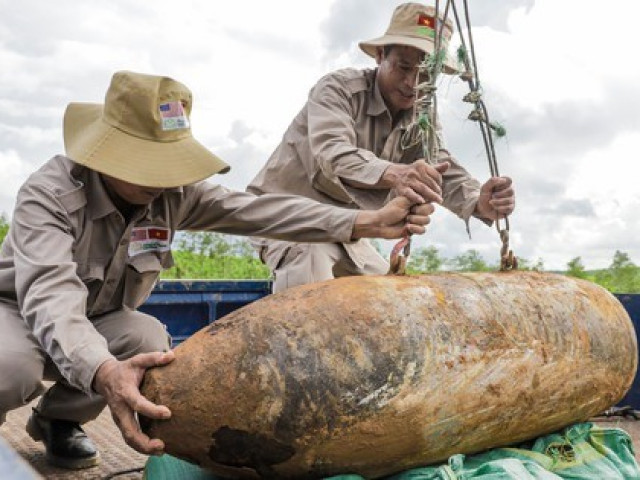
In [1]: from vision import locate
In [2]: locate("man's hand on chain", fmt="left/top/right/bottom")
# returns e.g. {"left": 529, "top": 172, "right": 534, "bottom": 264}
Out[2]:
{"left": 476, "top": 176, "right": 515, "bottom": 221}
{"left": 352, "top": 197, "right": 435, "bottom": 240}
{"left": 382, "top": 160, "right": 449, "bottom": 205}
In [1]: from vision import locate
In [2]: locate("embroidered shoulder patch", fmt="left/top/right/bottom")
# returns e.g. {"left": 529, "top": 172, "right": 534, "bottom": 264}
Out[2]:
{"left": 129, "top": 226, "right": 171, "bottom": 257}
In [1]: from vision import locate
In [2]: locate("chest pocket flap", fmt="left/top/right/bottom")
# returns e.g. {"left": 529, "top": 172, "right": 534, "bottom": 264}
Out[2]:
{"left": 124, "top": 252, "right": 174, "bottom": 309}
{"left": 128, "top": 251, "right": 174, "bottom": 273}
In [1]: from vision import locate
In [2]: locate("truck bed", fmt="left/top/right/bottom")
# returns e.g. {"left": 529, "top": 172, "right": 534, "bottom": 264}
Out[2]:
{"left": 2, "top": 281, "right": 639, "bottom": 479}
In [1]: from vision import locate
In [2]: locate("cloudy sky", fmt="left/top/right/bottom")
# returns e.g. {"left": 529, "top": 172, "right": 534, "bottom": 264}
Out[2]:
{"left": 1, "top": 0, "right": 638, "bottom": 271}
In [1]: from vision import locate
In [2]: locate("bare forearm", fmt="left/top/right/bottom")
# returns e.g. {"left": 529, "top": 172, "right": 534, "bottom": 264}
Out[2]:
{"left": 351, "top": 210, "right": 381, "bottom": 239}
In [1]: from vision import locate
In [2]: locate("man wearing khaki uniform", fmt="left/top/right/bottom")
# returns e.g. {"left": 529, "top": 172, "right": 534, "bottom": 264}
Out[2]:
{"left": 0, "top": 71, "right": 435, "bottom": 469}
{"left": 248, "top": 2, "right": 516, "bottom": 292}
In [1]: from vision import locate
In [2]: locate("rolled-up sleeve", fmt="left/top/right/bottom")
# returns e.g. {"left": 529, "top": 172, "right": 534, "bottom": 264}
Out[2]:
{"left": 306, "top": 75, "right": 391, "bottom": 196}
{"left": 176, "top": 182, "right": 358, "bottom": 243}
{"left": 12, "top": 183, "right": 114, "bottom": 394}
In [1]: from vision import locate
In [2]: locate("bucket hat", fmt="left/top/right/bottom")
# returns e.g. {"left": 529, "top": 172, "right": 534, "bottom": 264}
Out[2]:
{"left": 359, "top": 2, "right": 458, "bottom": 74}
{"left": 63, "top": 71, "right": 230, "bottom": 188}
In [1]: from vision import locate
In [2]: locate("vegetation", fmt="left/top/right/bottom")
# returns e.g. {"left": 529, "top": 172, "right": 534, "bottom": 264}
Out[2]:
{"left": 0, "top": 216, "right": 638, "bottom": 292}
{"left": 162, "top": 232, "right": 269, "bottom": 279}
{"left": 406, "top": 246, "right": 544, "bottom": 274}
{"left": 0, "top": 215, "right": 8, "bottom": 244}
{"left": 585, "top": 251, "right": 640, "bottom": 294}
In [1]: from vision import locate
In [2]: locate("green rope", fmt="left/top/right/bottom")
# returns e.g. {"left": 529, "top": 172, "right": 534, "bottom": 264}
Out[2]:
{"left": 426, "top": 48, "right": 447, "bottom": 76}
{"left": 457, "top": 44, "right": 469, "bottom": 69}
{"left": 490, "top": 121, "right": 507, "bottom": 138}
{"left": 418, "top": 113, "right": 430, "bottom": 131}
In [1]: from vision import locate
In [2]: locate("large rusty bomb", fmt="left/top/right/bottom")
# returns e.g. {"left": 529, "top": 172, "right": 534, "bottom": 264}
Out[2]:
{"left": 140, "top": 272, "right": 637, "bottom": 479}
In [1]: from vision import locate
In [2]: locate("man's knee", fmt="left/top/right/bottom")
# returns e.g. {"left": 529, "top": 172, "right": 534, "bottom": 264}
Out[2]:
{"left": 272, "top": 243, "right": 343, "bottom": 292}
{"left": 0, "top": 350, "right": 44, "bottom": 416}
{"left": 99, "top": 311, "right": 171, "bottom": 359}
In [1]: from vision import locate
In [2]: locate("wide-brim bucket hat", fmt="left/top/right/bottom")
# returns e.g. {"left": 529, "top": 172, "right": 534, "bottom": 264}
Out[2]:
{"left": 64, "top": 71, "right": 230, "bottom": 188}
{"left": 359, "top": 3, "right": 458, "bottom": 74}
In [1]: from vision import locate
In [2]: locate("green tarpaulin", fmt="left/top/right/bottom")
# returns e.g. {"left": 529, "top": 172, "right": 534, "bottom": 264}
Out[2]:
{"left": 144, "top": 422, "right": 640, "bottom": 480}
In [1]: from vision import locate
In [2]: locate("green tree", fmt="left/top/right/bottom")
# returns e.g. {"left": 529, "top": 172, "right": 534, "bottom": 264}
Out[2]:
{"left": 407, "top": 246, "right": 443, "bottom": 273}
{"left": 594, "top": 250, "right": 640, "bottom": 293}
{"left": 175, "top": 231, "right": 233, "bottom": 256}
{"left": 162, "top": 250, "right": 269, "bottom": 279}
{"left": 566, "top": 256, "right": 587, "bottom": 279}
{"left": 0, "top": 215, "right": 8, "bottom": 245}
{"left": 448, "top": 249, "right": 492, "bottom": 272}
{"left": 164, "top": 231, "right": 270, "bottom": 279}
{"left": 611, "top": 250, "right": 634, "bottom": 270}
{"left": 516, "top": 257, "right": 545, "bottom": 271}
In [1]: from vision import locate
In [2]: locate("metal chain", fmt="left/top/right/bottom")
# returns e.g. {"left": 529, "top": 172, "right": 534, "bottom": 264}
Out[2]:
{"left": 599, "top": 405, "right": 640, "bottom": 420}
{"left": 452, "top": 0, "right": 516, "bottom": 271}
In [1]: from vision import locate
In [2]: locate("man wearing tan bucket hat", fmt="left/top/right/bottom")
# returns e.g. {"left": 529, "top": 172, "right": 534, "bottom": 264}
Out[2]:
{"left": 0, "top": 70, "right": 435, "bottom": 469}
{"left": 247, "top": 2, "right": 516, "bottom": 292}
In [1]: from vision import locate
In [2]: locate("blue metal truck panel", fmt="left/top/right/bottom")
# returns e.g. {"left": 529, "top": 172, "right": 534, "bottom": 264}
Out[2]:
{"left": 139, "top": 280, "right": 272, "bottom": 344}
{"left": 614, "top": 294, "right": 640, "bottom": 408}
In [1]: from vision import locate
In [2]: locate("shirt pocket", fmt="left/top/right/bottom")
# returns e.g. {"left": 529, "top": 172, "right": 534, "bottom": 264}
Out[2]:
{"left": 123, "top": 252, "right": 174, "bottom": 309}
{"left": 76, "top": 261, "right": 106, "bottom": 307}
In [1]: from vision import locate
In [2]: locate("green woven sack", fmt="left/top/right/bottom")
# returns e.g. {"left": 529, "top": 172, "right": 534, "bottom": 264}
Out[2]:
{"left": 144, "top": 422, "right": 640, "bottom": 480}
{"left": 144, "top": 454, "right": 215, "bottom": 480}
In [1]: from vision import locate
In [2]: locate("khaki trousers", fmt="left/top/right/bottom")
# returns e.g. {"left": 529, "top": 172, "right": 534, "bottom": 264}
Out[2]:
{"left": 0, "top": 302, "right": 170, "bottom": 425}
{"left": 259, "top": 239, "right": 389, "bottom": 293}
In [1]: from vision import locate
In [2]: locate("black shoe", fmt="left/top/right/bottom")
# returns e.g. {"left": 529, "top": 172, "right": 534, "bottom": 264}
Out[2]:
{"left": 26, "top": 409, "right": 100, "bottom": 469}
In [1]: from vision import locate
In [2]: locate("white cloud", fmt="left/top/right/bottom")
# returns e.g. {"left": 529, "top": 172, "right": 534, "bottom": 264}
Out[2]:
{"left": 0, "top": 0, "right": 638, "bottom": 271}
{"left": 567, "top": 132, "right": 640, "bottom": 203}
{"left": 0, "top": 150, "right": 35, "bottom": 217}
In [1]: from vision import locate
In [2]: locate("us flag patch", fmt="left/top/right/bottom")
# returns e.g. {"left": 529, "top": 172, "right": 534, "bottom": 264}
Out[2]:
{"left": 159, "top": 101, "right": 190, "bottom": 131}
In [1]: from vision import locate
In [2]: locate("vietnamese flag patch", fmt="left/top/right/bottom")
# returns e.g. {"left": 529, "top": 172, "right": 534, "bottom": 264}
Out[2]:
{"left": 417, "top": 14, "right": 435, "bottom": 29}
{"left": 148, "top": 227, "right": 169, "bottom": 241}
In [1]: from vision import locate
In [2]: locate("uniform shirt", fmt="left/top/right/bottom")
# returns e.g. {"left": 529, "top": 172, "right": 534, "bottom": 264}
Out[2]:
{"left": 0, "top": 155, "right": 357, "bottom": 394}
{"left": 248, "top": 67, "right": 484, "bottom": 227}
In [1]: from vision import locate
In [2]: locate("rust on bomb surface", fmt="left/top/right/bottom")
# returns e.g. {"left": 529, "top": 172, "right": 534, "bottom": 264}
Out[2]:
{"left": 141, "top": 272, "right": 637, "bottom": 479}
